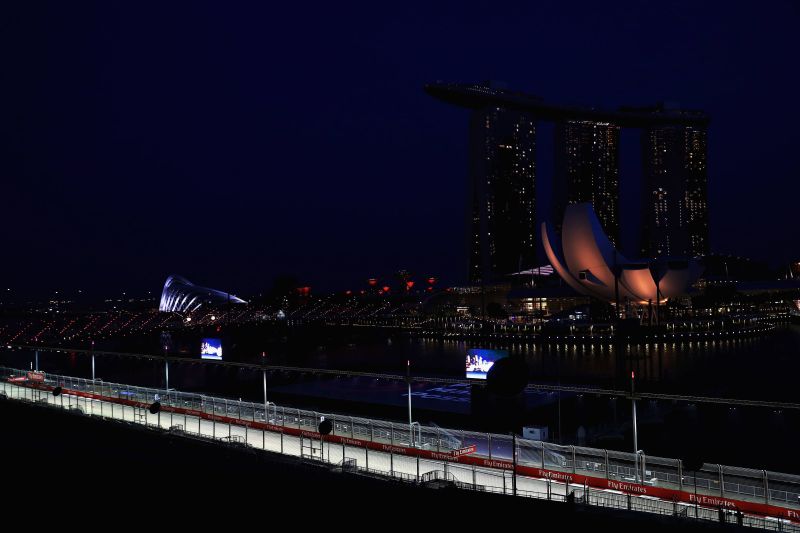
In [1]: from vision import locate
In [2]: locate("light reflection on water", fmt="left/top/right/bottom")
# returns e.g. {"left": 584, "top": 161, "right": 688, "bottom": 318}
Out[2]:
{"left": 3, "top": 325, "right": 799, "bottom": 402}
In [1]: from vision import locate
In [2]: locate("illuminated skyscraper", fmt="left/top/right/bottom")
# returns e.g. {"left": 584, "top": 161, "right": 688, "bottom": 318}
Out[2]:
{"left": 426, "top": 83, "right": 710, "bottom": 279}
{"left": 554, "top": 120, "right": 620, "bottom": 246}
{"left": 640, "top": 117, "right": 709, "bottom": 258}
{"left": 467, "top": 106, "right": 536, "bottom": 283}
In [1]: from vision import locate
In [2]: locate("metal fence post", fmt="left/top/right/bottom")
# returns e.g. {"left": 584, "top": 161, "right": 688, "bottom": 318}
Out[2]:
{"left": 571, "top": 445, "right": 576, "bottom": 474}
{"left": 487, "top": 433, "right": 492, "bottom": 459}
{"left": 678, "top": 459, "right": 683, "bottom": 490}
{"left": 541, "top": 441, "right": 546, "bottom": 469}
{"left": 719, "top": 465, "right": 724, "bottom": 497}
{"left": 641, "top": 452, "right": 647, "bottom": 483}
{"left": 605, "top": 450, "right": 610, "bottom": 479}
{"left": 763, "top": 470, "right": 770, "bottom": 503}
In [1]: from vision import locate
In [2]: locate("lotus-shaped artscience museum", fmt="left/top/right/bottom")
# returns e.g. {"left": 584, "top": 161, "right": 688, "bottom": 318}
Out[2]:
{"left": 159, "top": 275, "right": 247, "bottom": 313}
{"left": 541, "top": 203, "right": 703, "bottom": 304}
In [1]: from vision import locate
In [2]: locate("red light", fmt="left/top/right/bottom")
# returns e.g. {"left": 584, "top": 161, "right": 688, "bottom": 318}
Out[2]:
{"left": 296, "top": 286, "right": 311, "bottom": 296}
{"left": 631, "top": 371, "right": 635, "bottom": 379}
{"left": 427, "top": 277, "right": 436, "bottom": 285}
{"left": 405, "top": 281, "right": 414, "bottom": 290}
{"left": 368, "top": 278, "right": 378, "bottom": 286}
{"left": 382, "top": 286, "right": 390, "bottom": 293}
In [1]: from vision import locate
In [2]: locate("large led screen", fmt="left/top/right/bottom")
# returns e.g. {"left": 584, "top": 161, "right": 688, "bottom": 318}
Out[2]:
{"left": 201, "top": 338, "right": 223, "bottom": 360}
{"left": 465, "top": 348, "right": 508, "bottom": 380}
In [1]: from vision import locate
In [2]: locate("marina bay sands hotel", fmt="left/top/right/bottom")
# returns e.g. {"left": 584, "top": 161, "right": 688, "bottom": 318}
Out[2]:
{"left": 425, "top": 82, "right": 709, "bottom": 284}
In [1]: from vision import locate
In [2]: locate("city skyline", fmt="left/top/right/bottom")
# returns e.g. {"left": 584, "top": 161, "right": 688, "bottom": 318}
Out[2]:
{"left": 4, "top": 3, "right": 800, "bottom": 527}
{"left": 430, "top": 81, "right": 710, "bottom": 282}
{"left": 3, "top": 1, "right": 798, "bottom": 297}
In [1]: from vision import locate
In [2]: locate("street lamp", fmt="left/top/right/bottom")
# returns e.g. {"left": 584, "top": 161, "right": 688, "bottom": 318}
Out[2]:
{"left": 631, "top": 370, "right": 640, "bottom": 482}
{"left": 262, "top": 351, "right": 269, "bottom": 422}
{"left": 511, "top": 432, "right": 517, "bottom": 496}
{"left": 406, "top": 360, "right": 414, "bottom": 446}
{"left": 163, "top": 344, "right": 169, "bottom": 392}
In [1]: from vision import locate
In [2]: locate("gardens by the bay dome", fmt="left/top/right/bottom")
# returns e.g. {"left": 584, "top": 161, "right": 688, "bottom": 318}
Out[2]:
{"left": 158, "top": 275, "right": 246, "bottom": 313}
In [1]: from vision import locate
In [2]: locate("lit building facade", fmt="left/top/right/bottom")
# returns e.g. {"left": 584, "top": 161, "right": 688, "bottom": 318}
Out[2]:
{"left": 554, "top": 120, "right": 620, "bottom": 246}
{"left": 542, "top": 203, "right": 703, "bottom": 305}
{"left": 641, "top": 121, "right": 709, "bottom": 258}
{"left": 425, "top": 82, "right": 710, "bottom": 279}
{"left": 467, "top": 106, "right": 537, "bottom": 283}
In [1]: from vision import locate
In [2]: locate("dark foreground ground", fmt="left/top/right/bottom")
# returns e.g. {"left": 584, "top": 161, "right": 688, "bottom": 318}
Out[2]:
{"left": 0, "top": 398, "right": 748, "bottom": 531}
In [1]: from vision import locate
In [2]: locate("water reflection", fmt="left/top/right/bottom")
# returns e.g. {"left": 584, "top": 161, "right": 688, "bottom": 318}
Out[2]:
{"left": 3, "top": 326, "right": 798, "bottom": 402}
{"left": 417, "top": 328, "right": 797, "bottom": 401}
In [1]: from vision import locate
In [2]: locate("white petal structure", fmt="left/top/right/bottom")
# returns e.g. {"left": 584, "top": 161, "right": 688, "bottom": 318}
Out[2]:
{"left": 158, "top": 275, "right": 246, "bottom": 313}
{"left": 542, "top": 203, "right": 702, "bottom": 304}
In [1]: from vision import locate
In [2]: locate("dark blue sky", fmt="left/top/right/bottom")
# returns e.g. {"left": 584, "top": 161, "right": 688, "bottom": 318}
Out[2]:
{"left": 3, "top": 1, "right": 798, "bottom": 298}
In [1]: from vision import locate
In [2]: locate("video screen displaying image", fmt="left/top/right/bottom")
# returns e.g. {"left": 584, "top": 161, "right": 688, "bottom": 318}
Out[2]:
{"left": 200, "top": 338, "right": 223, "bottom": 360}
{"left": 465, "top": 348, "right": 508, "bottom": 380}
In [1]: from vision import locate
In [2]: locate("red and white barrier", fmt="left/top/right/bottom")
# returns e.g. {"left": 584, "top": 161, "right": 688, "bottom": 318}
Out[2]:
{"left": 10, "top": 379, "right": 799, "bottom": 523}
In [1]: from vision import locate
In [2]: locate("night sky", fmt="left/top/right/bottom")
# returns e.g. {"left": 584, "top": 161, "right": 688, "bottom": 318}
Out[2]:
{"left": 3, "top": 1, "right": 798, "bottom": 298}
